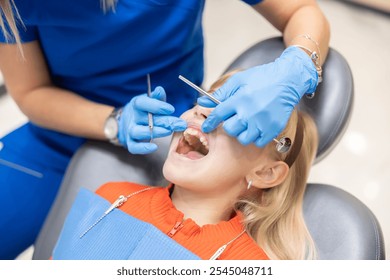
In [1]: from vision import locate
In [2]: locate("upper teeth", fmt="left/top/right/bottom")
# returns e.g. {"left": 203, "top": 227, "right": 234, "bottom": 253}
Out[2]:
{"left": 183, "top": 128, "right": 209, "bottom": 150}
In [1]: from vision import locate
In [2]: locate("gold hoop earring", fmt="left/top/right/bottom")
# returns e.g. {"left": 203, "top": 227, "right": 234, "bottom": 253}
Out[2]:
{"left": 247, "top": 180, "right": 252, "bottom": 190}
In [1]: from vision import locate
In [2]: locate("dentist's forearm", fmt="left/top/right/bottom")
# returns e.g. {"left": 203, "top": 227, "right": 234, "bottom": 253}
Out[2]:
{"left": 254, "top": 0, "right": 330, "bottom": 65}
{"left": 17, "top": 85, "right": 113, "bottom": 140}
{"left": 0, "top": 41, "right": 114, "bottom": 140}
{"left": 283, "top": 4, "right": 330, "bottom": 65}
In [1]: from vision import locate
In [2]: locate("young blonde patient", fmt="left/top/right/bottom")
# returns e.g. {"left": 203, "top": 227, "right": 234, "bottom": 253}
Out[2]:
{"left": 52, "top": 72, "right": 318, "bottom": 260}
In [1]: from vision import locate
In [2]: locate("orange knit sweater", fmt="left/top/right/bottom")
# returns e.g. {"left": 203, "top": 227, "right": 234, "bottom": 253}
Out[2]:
{"left": 96, "top": 182, "right": 269, "bottom": 260}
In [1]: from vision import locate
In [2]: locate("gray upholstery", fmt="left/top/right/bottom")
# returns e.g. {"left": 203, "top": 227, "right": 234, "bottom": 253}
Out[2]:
{"left": 33, "top": 37, "right": 385, "bottom": 260}
{"left": 304, "top": 184, "right": 385, "bottom": 260}
{"left": 0, "top": 83, "right": 6, "bottom": 96}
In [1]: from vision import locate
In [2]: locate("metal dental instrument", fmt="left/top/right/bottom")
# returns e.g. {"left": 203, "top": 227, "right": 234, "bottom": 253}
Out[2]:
{"left": 147, "top": 74, "right": 153, "bottom": 142}
{"left": 0, "top": 142, "right": 43, "bottom": 178}
{"left": 178, "top": 75, "right": 221, "bottom": 105}
{"left": 273, "top": 137, "right": 291, "bottom": 153}
{"left": 178, "top": 74, "right": 291, "bottom": 153}
{"left": 0, "top": 158, "right": 44, "bottom": 178}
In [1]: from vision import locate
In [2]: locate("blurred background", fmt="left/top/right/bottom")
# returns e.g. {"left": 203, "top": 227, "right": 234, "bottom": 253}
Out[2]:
{"left": 0, "top": 0, "right": 389, "bottom": 259}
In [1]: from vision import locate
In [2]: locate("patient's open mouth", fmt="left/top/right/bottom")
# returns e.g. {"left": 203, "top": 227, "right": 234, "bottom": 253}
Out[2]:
{"left": 176, "top": 127, "right": 209, "bottom": 160}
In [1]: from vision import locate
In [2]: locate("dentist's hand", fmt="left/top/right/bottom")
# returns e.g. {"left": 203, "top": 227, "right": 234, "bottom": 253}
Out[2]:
{"left": 118, "top": 86, "right": 187, "bottom": 154}
{"left": 197, "top": 46, "right": 318, "bottom": 147}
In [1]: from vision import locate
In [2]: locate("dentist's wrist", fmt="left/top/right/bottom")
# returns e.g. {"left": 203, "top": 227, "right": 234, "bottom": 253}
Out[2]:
{"left": 103, "top": 107, "right": 123, "bottom": 146}
{"left": 281, "top": 46, "right": 319, "bottom": 97}
{"left": 292, "top": 44, "right": 323, "bottom": 84}
{"left": 290, "top": 34, "right": 323, "bottom": 85}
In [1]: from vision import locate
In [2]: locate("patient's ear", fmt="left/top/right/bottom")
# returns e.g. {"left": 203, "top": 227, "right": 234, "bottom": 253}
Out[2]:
{"left": 247, "top": 161, "right": 289, "bottom": 189}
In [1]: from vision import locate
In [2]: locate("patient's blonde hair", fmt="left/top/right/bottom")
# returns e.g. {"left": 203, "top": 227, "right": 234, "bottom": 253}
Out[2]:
{"left": 209, "top": 71, "right": 319, "bottom": 260}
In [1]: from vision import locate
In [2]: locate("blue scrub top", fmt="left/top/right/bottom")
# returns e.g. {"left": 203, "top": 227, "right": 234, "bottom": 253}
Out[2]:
{"left": 1, "top": 0, "right": 262, "bottom": 155}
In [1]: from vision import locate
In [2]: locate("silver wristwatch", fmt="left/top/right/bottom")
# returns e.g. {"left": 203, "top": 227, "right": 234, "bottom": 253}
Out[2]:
{"left": 103, "top": 107, "right": 122, "bottom": 145}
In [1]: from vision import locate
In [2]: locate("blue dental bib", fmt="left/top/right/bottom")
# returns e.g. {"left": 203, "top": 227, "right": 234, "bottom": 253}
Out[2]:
{"left": 53, "top": 188, "right": 200, "bottom": 260}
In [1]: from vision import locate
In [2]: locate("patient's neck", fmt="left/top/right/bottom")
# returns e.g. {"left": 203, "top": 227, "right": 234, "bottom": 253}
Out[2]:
{"left": 170, "top": 185, "right": 240, "bottom": 226}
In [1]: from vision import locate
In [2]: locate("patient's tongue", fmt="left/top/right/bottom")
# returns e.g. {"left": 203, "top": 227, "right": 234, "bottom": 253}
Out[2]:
{"left": 186, "top": 151, "right": 204, "bottom": 160}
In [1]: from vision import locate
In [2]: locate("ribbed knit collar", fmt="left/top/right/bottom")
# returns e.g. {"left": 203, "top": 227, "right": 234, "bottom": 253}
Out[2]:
{"left": 149, "top": 184, "right": 245, "bottom": 244}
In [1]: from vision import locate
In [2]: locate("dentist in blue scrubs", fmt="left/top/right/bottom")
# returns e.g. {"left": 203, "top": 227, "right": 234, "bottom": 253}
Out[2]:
{"left": 0, "top": 0, "right": 329, "bottom": 259}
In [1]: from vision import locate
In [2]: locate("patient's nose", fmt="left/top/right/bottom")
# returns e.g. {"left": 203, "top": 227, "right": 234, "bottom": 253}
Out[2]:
{"left": 194, "top": 105, "right": 212, "bottom": 119}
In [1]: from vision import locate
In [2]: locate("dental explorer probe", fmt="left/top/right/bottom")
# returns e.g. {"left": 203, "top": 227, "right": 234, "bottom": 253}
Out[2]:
{"left": 178, "top": 75, "right": 291, "bottom": 153}
{"left": 147, "top": 74, "right": 153, "bottom": 142}
{"left": 178, "top": 75, "right": 221, "bottom": 105}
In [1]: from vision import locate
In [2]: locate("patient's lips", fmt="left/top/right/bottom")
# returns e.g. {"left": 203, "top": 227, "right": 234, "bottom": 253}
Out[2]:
{"left": 176, "top": 125, "right": 209, "bottom": 160}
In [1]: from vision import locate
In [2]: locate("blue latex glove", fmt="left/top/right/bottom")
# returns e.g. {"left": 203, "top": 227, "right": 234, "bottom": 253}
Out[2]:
{"left": 198, "top": 46, "right": 318, "bottom": 147}
{"left": 118, "top": 86, "right": 187, "bottom": 154}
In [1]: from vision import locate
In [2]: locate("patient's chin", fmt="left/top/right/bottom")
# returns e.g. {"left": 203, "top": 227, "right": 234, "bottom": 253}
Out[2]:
{"left": 162, "top": 159, "right": 197, "bottom": 187}
{"left": 162, "top": 161, "right": 177, "bottom": 183}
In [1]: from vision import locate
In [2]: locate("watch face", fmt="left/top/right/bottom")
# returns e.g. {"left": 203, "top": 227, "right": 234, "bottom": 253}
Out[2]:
{"left": 104, "top": 117, "right": 119, "bottom": 140}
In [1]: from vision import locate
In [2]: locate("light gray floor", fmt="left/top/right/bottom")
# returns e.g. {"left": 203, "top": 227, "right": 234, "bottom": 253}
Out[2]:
{"left": 0, "top": 0, "right": 389, "bottom": 259}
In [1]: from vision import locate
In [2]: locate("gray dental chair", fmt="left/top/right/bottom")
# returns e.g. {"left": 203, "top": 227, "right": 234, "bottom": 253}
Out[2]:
{"left": 33, "top": 37, "right": 385, "bottom": 260}
{"left": 0, "top": 81, "right": 6, "bottom": 95}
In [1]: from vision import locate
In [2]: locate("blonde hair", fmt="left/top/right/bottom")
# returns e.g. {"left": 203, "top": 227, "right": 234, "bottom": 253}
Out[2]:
{"left": 209, "top": 71, "right": 319, "bottom": 260}
{"left": 0, "top": 0, "right": 23, "bottom": 49}
{"left": 101, "top": 0, "right": 118, "bottom": 13}
{"left": 0, "top": 0, "right": 117, "bottom": 48}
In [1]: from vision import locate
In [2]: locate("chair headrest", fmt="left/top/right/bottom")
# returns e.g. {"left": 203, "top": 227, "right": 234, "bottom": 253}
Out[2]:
{"left": 0, "top": 84, "right": 7, "bottom": 96}
{"left": 224, "top": 37, "right": 354, "bottom": 163}
{"left": 304, "top": 183, "right": 386, "bottom": 259}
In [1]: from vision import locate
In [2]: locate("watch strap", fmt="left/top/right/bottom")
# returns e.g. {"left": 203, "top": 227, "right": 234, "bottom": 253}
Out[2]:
{"left": 105, "top": 107, "right": 123, "bottom": 146}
